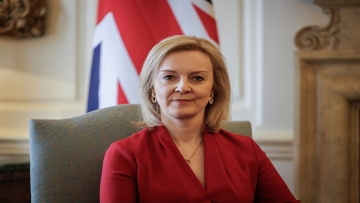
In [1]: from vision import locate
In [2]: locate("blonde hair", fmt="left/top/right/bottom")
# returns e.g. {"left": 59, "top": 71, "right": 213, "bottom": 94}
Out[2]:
{"left": 139, "top": 35, "right": 231, "bottom": 133}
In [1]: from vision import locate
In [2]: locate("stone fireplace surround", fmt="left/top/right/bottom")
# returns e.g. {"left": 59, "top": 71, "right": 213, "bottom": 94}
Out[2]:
{"left": 294, "top": 0, "right": 360, "bottom": 202}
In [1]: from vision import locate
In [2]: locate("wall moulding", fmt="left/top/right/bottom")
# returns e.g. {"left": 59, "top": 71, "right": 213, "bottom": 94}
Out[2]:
{"left": 0, "top": 0, "right": 46, "bottom": 38}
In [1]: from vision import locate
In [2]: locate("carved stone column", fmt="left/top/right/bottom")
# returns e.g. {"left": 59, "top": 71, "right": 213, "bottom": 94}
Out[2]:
{"left": 294, "top": 1, "right": 360, "bottom": 203}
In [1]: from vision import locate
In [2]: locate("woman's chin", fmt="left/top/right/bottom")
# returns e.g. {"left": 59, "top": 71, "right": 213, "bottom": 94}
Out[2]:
{"left": 168, "top": 109, "right": 203, "bottom": 120}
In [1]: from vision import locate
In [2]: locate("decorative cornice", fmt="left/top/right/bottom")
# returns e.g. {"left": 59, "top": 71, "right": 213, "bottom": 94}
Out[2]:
{"left": 295, "top": 7, "right": 340, "bottom": 51}
{"left": 0, "top": 0, "right": 46, "bottom": 38}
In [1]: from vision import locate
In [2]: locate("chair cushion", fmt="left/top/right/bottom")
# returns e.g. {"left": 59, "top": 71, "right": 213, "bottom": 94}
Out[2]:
{"left": 30, "top": 104, "right": 142, "bottom": 203}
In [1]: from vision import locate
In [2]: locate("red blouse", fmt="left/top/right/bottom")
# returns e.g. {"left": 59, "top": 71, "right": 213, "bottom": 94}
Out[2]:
{"left": 100, "top": 126, "right": 300, "bottom": 203}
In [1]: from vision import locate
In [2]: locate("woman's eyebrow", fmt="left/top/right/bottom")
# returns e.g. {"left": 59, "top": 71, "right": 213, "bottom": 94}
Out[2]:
{"left": 159, "top": 70, "right": 208, "bottom": 74}
{"left": 159, "top": 70, "right": 177, "bottom": 73}
{"left": 191, "top": 71, "right": 209, "bottom": 74}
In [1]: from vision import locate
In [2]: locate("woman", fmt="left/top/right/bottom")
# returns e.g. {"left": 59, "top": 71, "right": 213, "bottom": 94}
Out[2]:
{"left": 100, "top": 35, "right": 300, "bottom": 203}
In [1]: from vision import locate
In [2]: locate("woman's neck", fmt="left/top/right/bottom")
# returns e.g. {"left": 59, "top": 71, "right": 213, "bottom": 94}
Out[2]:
{"left": 162, "top": 117, "right": 205, "bottom": 144}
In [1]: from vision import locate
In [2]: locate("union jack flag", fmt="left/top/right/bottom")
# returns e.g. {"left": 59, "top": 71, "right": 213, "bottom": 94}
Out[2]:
{"left": 87, "top": 0, "right": 219, "bottom": 112}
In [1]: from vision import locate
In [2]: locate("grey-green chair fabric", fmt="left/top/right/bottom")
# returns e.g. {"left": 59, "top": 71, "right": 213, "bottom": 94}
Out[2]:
{"left": 29, "top": 104, "right": 251, "bottom": 203}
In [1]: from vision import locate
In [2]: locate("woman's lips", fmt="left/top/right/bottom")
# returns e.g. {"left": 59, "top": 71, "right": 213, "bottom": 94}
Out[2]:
{"left": 172, "top": 99, "right": 192, "bottom": 104}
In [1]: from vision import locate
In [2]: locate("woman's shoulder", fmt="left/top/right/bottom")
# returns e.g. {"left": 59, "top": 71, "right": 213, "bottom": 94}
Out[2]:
{"left": 109, "top": 127, "right": 155, "bottom": 150}
{"left": 213, "top": 128, "right": 261, "bottom": 153}
{"left": 105, "top": 126, "right": 166, "bottom": 162}
{"left": 217, "top": 128, "right": 253, "bottom": 142}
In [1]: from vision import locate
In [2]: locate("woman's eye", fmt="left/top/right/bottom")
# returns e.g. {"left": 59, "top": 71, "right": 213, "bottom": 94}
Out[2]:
{"left": 193, "top": 76, "right": 205, "bottom": 81}
{"left": 162, "top": 75, "right": 174, "bottom": 80}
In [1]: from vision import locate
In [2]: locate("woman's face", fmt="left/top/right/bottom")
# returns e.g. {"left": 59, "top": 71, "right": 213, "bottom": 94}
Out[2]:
{"left": 153, "top": 50, "right": 214, "bottom": 123}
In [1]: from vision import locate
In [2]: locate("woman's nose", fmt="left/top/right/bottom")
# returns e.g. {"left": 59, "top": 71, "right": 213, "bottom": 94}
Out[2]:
{"left": 175, "top": 78, "right": 191, "bottom": 93}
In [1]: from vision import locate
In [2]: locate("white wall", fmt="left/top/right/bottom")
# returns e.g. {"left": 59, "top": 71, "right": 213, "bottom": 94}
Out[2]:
{"left": 214, "top": 0, "right": 328, "bottom": 137}
{"left": 261, "top": 0, "right": 328, "bottom": 130}
{"left": 213, "top": 0, "right": 328, "bottom": 193}
{"left": 0, "top": 0, "right": 98, "bottom": 164}
{"left": 0, "top": 0, "right": 330, "bottom": 195}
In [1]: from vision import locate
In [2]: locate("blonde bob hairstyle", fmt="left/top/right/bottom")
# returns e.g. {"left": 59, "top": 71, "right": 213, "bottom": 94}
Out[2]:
{"left": 139, "top": 35, "right": 231, "bottom": 133}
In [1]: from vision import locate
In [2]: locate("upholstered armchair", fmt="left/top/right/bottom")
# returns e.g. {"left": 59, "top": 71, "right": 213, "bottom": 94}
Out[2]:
{"left": 29, "top": 104, "right": 252, "bottom": 203}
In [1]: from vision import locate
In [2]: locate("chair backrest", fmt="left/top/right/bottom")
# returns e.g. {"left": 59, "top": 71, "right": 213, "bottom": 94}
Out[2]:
{"left": 29, "top": 104, "right": 251, "bottom": 203}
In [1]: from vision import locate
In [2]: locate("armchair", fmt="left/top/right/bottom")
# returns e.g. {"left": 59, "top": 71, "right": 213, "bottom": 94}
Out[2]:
{"left": 29, "top": 104, "right": 252, "bottom": 202}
